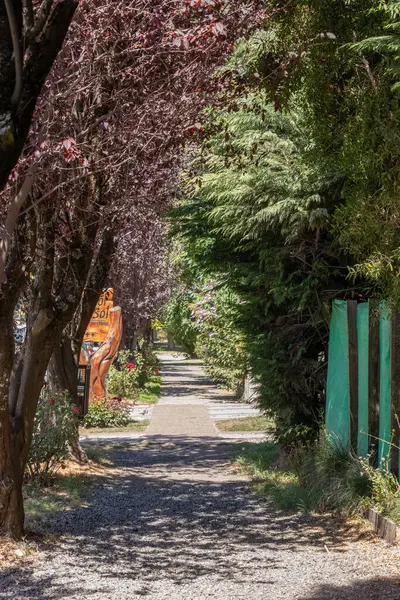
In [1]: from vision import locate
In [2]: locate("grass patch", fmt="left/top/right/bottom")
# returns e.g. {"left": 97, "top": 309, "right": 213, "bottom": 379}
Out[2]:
{"left": 139, "top": 375, "right": 162, "bottom": 404}
{"left": 387, "top": 497, "right": 400, "bottom": 524}
{"left": 218, "top": 415, "right": 275, "bottom": 432}
{"left": 82, "top": 420, "right": 149, "bottom": 435}
{"left": 235, "top": 442, "right": 312, "bottom": 511}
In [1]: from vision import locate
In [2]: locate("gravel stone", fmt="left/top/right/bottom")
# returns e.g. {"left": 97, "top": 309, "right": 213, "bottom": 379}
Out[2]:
{"left": 1, "top": 357, "right": 399, "bottom": 599}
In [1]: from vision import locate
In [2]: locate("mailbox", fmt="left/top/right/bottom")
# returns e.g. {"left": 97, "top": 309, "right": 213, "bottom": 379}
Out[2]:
{"left": 77, "top": 364, "right": 91, "bottom": 417}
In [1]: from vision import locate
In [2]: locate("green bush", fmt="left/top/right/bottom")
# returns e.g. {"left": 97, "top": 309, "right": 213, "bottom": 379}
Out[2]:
{"left": 300, "top": 435, "right": 400, "bottom": 515}
{"left": 193, "top": 284, "right": 247, "bottom": 395}
{"left": 27, "top": 391, "right": 77, "bottom": 483}
{"left": 135, "top": 342, "right": 160, "bottom": 388}
{"left": 83, "top": 396, "right": 132, "bottom": 429}
{"left": 164, "top": 291, "right": 198, "bottom": 355}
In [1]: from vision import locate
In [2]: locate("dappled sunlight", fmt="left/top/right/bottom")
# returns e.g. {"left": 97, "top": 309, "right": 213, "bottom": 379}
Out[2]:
{"left": 2, "top": 443, "right": 398, "bottom": 599}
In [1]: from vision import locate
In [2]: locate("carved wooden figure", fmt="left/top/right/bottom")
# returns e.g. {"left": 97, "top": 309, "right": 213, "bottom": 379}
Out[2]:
{"left": 89, "top": 306, "right": 123, "bottom": 401}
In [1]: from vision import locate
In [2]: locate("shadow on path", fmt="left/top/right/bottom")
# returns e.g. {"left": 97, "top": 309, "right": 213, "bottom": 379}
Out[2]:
{"left": 298, "top": 579, "right": 400, "bottom": 599}
{"left": 1, "top": 443, "right": 398, "bottom": 599}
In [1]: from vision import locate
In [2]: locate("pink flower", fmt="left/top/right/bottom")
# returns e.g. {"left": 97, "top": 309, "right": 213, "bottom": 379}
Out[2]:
{"left": 49, "top": 397, "right": 55, "bottom": 405}
{"left": 72, "top": 405, "right": 80, "bottom": 415}
{"left": 154, "top": 368, "right": 159, "bottom": 375}
{"left": 126, "top": 362, "right": 136, "bottom": 370}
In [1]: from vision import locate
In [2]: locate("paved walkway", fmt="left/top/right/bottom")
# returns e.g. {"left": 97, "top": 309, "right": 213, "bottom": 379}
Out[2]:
{"left": 2, "top": 357, "right": 400, "bottom": 599}
{"left": 81, "top": 356, "right": 267, "bottom": 444}
{"left": 147, "top": 358, "right": 224, "bottom": 437}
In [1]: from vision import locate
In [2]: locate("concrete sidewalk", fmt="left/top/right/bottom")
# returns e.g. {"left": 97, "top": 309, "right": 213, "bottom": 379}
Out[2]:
{"left": 145, "top": 358, "right": 220, "bottom": 437}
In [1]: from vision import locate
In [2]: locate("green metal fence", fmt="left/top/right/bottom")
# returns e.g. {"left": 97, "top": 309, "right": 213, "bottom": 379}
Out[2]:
{"left": 325, "top": 300, "right": 400, "bottom": 478}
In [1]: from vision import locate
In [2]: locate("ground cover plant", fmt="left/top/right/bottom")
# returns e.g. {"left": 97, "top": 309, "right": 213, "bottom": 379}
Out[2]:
{"left": 235, "top": 436, "right": 400, "bottom": 522}
{"left": 82, "top": 397, "right": 133, "bottom": 430}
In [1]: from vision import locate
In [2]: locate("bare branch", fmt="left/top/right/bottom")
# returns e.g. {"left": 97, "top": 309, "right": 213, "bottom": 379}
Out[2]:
{"left": 22, "top": 0, "right": 34, "bottom": 34}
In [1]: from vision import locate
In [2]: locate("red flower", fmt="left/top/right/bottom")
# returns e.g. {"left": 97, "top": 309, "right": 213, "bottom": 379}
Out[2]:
{"left": 73, "top": 405, "right": 80, "bottom": 415}
{"left": 154, "top": 368, "right": 159, "bottom": 375}
{"left": 126, "top": 362, "right": 136, "bottom": 369}
{"left": 49, "top": 397, "right": 55, "bottom": 405}
{"left": 112, "top": 396, "right": 122, "bottom": 403}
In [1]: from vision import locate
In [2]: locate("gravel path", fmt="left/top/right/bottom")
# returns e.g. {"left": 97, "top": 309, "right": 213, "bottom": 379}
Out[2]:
{"left": 1, "top": 357, "right": 400, "bottom": 599}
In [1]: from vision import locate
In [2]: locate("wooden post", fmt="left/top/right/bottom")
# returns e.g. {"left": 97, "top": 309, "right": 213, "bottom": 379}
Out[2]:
{"left": 390, "top": 313, "right": 400, "bottom": 478}
{"left": 368, "top": 304, "right": 380, "bottom": 462}
{"left": 347, "top": 300, "right": 359, "bottom": 450}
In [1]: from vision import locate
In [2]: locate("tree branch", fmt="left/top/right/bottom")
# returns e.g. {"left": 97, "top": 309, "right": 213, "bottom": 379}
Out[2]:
{"left": 26, "top": 0, "right": 54, "bottom": 46}
{"left": 0, "top": 164, "right": 37, "bottom": 286}
{"left": 22, "top": 0, "right": 34, "bottom": 34}
{"left": 4, "top": 0, "right": 24, "bottom": 108}
{"left": 0, "top": 0, "right": 78, "bottom": 191}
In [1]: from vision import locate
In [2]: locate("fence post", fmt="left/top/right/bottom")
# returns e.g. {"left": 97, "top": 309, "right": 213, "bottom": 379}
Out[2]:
{"left": 347, "top": 300, "right": 359, "bottom": 450}
{"left": 391, "top": 313, "right": 400, "bottom": 479}
{"left": 368, "top": 303, "right": 380, "bottom": 461}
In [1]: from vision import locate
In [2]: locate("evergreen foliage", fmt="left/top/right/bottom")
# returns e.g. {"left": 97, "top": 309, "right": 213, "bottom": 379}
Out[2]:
{"left": 171, "top": 92, "right": 357, "bottom": 445}
{"left": 171, "top": 0, "right": 400, "bottom": 444}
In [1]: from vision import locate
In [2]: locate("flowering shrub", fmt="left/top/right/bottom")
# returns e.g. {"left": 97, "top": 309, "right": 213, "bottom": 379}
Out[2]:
{"left": 82, "top": 396, "right": 132, "bottom": 429}
{"left": 136, "top": 343, "right": 160, "bottom": 387}
{"left": 27, "top": 391, "right": 77, "bottom": 483}
{"left": 107, "top": 350, "right": 143, "bottom": 400}
{"left": 192, "top": 283, "right": 247, "bottom": 395}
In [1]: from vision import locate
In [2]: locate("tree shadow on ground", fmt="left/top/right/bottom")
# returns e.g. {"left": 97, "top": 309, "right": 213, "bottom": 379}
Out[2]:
{"left": 0, "top": 443, "right": 397, "bottom": 599}
{"left": 298, "top": 578, "right": 400, "bottom": 599}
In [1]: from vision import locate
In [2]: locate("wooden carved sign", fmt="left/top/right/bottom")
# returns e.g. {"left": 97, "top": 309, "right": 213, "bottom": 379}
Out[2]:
{"left": 83, "top": 288, "right": 114, "bottom": 344}
{"left": 89, "top": 306, "right": 123, "bottom": 401}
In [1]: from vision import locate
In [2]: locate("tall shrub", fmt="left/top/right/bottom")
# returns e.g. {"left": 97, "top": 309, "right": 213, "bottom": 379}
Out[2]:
{"left": 27, "top": 391, "right": 77, "bottom": 484}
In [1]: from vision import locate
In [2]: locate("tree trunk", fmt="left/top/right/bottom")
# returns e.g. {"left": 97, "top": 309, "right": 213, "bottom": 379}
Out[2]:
{"left": 0, "top": 187, "right": 114, "bottom": 537}
{"left": 47, "top": 229, "right": 115, "bottom": 463}
{"left": 0, "top": 312, "right": 24, "bottom": 539}
{"left": 48, "top": 335, "right": 79, "bottom": 399}
{"left": 3, "top": 449, "right": 24, "bottom": 539}
{"left": 0, "top": 212, "right": 33, "bottom": 538}
{"left": 0, "top": 165, "right": 36, "bottom": 285}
